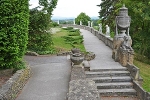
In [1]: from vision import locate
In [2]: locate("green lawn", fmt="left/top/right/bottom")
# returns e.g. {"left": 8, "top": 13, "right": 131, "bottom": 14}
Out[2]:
{"left": 52, "top": 28, "right": 86, "bottom": 53}
{"left": 134, "top": 60, "right": 150, "bottom": 92}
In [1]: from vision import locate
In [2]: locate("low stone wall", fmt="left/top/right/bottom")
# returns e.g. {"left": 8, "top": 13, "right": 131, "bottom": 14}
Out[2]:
{"left": 126, "top": 63, "right": 140, "bottom": 81}
{"left": 0, "top": 66, "right": 31, "bottom": 100}
{"left": 133, "top": 81, "right": 150, "bottom": 100}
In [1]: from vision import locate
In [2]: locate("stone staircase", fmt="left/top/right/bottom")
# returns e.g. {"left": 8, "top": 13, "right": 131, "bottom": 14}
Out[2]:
{"left": 85, "top": 67, "right": 137, "bottom": 97}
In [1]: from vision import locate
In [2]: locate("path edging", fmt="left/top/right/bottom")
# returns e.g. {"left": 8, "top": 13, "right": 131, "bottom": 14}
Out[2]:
{"left": 0, "top": 66, "right": 31, "bottom": 100}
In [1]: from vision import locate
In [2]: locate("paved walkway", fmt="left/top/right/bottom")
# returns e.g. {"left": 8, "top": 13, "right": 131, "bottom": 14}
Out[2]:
{"left": 16, "top": 28, "right": 136, "bottom": 100}
{"left": 16, "top": 55, "right": 71, "bottom": 100}
{"left": 80, "top": 29, "right": 125, "bottom": 71}
{"left": 80, "top": 29, "right": 138, "bottom": 100}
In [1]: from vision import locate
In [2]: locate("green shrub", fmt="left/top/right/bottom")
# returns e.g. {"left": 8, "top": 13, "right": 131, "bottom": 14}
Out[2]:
{"left": 69, "top": 29, "right": 80, "bottom": 32}
{"left": 28, "top": 32, "right": 55, "bottom": 54}
{"left": 50, "top": 22, "right": 59, "bottom": 27}
{"left": 134, "top": 53, "right": 150, "bottom": 65}
{"left": 28, "top": 8, "right": 54, "bottom": 54}
{"left": 68, "top": 32, "right": 80, "bottom": 36}
{"left": 62, "top": 27, "right": 74, "bottom": 30}
{"left": 0, "top": 0, "right": 29, "bottom": 69}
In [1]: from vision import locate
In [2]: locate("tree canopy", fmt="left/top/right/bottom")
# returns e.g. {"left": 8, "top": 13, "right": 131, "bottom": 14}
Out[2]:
{"left": 98, "top": 0, "right": 150, "bottom": 58}
{"left": 28, "top": 0, "right": 58, "bottom": 54}
{"left": 75, "top": 12, "right": 91, "bottom": 26}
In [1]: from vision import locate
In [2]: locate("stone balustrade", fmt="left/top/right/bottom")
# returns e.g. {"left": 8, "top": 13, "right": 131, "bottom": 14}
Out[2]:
{"left": 61, "top": 24, "right": 150, "bottom": 100}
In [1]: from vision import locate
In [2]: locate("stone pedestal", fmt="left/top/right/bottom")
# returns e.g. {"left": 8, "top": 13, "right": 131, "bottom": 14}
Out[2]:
{"left": 128, "top": 51, "right": 134, "bottom": 65}
{"left": 112, "top": 35, "right": 125, "bottom": 61}
{"left": 112, "top": 34, "right": 134, "bottom": 66}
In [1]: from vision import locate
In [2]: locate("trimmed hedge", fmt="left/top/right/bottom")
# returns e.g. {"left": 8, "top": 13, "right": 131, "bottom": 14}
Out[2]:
{"left": 0, "top": 0, "right": 29, "bottom": 69}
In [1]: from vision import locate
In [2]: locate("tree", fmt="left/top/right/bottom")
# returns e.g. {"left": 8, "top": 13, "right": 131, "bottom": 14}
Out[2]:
{"left": 0, "top": 0, "right": 29, "bottom": 69}
{"left": 97, "top": 0, "right": 123, "bottom": 34}
{"left": 98, "top": 0, "right": 150, "bottom": 58}
{"left": 28, "top": 0, "right": 58, "bottom": 54}
{"left": 75, "top": 12, "right": 91, "bottom": 26}
{"left": 127, "top": 0, "right": 150, "bottom": 57}
{"left": 39, "top": 0, "right": 58, "bottom": 17}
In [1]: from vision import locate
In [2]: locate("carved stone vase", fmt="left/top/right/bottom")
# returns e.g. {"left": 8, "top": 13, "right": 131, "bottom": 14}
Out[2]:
{"left": 71, "top": 48, "right": 80, "bottom": 54}
{"left": 70, "top": 53, "right": 84, "bottom": 65}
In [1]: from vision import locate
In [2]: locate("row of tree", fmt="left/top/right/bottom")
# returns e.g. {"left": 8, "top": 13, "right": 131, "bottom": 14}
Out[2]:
{"left": 98, "top": 0, "right": 150, "bottom": 59}
{"left": 75, "top": 12, "right": 99, "bottom": 27}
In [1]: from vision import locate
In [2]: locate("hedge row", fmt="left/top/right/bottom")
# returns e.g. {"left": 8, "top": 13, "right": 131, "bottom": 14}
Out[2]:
{"left": 0, "top": 0, "right": 29, "bottom": 69}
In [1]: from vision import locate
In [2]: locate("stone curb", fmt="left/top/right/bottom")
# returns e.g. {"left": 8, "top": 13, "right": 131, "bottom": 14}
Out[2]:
{"left": 0, "top": 66, "right": 31, "bottom": 100}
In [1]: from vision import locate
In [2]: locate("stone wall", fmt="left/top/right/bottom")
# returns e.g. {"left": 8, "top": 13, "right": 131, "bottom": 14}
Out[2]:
{"left": 62, "top": 24, "right": 150, "bottom": 100}
{"left": 67, "top": 64, "right": 100, "bottom": 100}
{"left": 133, "top": 81, "right": 150, "bottom": 100}
{"left": 0, "top": 66, "right": 31, "bottom": 100}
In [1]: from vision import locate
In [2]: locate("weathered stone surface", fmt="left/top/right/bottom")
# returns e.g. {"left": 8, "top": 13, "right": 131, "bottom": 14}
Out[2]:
{"left": 0, "top": 69, "right": 13, "bottom": 77}
{"left": 83, "top": 60, "right": 90, "bottom": 71}
{"left": 84, "top": 52, "right": 95, "bottom": 61}
{"left": 68, "top": 79, "right": 100, "bottom": 100}
{"left": 133, "top": 81, "right": 150, "bottom": 100}
{"left": 71, "top": 67, "right": 86, "bottom": 80}
{"left": 57, "top": 51, "right": 72, "bottom": 56}
{"left": 25, "top": 51, "right": 39, "bottom": 56}
{"left": 126, "top": 63, "right": 140, "bottom": 81}
{"left": 0, "top": 66, "right": 31, "bottom": 100}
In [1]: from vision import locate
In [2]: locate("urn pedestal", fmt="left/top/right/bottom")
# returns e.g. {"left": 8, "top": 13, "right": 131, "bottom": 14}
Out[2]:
{"left": 70, "top": 53, "right": 84, "bottom": 65}
{"left": 112, "top": 5, "right": 134, "bottom": 66}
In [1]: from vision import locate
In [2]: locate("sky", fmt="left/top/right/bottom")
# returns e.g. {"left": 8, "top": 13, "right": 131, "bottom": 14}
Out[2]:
{"left": 29, "top": 0, "right": 101, "bottom": 19}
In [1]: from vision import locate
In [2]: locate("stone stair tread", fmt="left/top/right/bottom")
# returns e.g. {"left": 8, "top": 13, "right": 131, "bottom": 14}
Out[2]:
{"left": 99, "top": 89, "right": 136, "bottom": 93}
{"left": 85, "top": 71, "right": 130, "bottom": 74}
{"left": 90, "top": 67, "right": 128, "bottom": 71}
{"left": 87, "top": 76, "right": 132, "bottom": 83}
{"left": 88, "top": 76, "right": 131, "bottom": 80}
{"left": 96, "top": 82, "right": 133, "bottom": 87}
{"left": 101, "top": 96, "right": 139, "bottom": 100}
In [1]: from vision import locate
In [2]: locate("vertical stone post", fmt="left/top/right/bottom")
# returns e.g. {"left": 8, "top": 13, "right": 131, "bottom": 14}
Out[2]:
{"left": 73, "top": 20, "right": 75, "bottom": 25}
{"left": 80, "top": 21, "right": 82, "bottom": 25}
{"left": 57, "top": 20, "right": 59, "bottom": 24}
{"left": 105, "top": 25, "right": 110, "bottom": 37}
{"left": 99, "top": 23, "right": 102, "bottom": 33}
{"left": 91, "top": 21, "right": 93, "bottom": 27}
{"left": 88, "top": 21, "right": 90, "bottom": 27}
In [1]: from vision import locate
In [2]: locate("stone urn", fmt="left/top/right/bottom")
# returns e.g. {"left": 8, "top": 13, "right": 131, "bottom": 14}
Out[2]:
{"left": 71, "top": 48, "right": 80, "bottom": 54}
{"left": 70, "top": 53, "right": 84, "bottom": 65}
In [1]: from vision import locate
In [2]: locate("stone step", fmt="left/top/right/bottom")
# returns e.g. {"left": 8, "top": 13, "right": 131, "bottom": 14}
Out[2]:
{"left": 90, "top": 67, "right": 128, "bottom": 72}
{"left": 85, "top": 71, "right": 130, "bottom": 77}
{"left": 87, "top": 76, "right": 132, "bottom": 83}
{"left": 98, "top": 89, "right": 137, "bottom": 96}
{"left": 96, "top": 82, "right": 133, "bottom": 89}
{"left": 101, "top": 96, "right": 139, "bottom": 100}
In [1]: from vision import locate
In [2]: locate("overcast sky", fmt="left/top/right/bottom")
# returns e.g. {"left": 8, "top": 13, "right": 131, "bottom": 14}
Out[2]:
{"left": 29, "top": 0, "right": 101, "bottom": 18}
